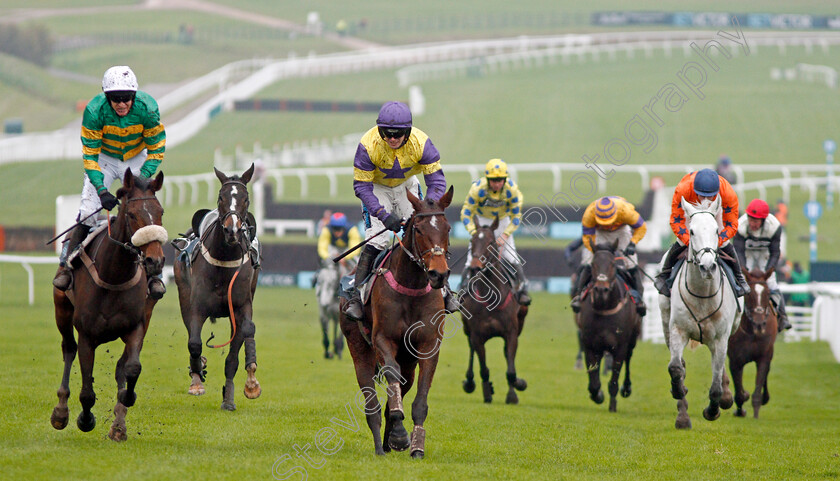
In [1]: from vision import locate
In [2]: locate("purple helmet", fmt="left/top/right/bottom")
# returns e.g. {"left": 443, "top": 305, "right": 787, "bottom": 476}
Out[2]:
{"left": 376, "top": 101, "right": 412, "bottom": 128}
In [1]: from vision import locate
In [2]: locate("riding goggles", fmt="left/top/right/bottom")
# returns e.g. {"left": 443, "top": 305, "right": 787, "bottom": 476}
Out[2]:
{"left": 379, "top": 127, "right": 409, "bottom": 139}
{"left": 107, "top": 91, "right": 136, "bottom": 104}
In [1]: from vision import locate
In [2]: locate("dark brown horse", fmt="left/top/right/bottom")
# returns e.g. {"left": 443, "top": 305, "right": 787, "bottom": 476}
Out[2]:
{"left": 728, "top": 267, "right": 778, "bottom": 418}
{"left": 51, "top": 170, "right": 166, "bottom": 441}
{"left": 575, "top": 240, "right": 641, "bottom": 412}
{"left": 173, "top": 164, "right": 261, "bottom": 410}
{"left": 460, "top": 215, "right": 528, "bottom": 404}
{"left": 340, "top": 186, "right": 454, "bottom": 458}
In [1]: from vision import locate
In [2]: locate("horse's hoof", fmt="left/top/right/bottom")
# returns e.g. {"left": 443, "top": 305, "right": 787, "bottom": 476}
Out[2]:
{"left": 513, "top": 378, "right": 527, "bottom": 391}
{"left": 703, "top": 406, "right": 721, "bottom": 421}
{"left": 51, "top": 406, "right": 69, "bottom": 430}
{"left": 324, "top": 351, "right": 334, "bottom": 359}
{"left": 734, "top": 408, "right": 746, "bottom": 417}
{"left": 591, "top": 390, "right": 604, "bottom": 404}
{"left": 609, "top": 398, "right": 617, "bottom": 412}
{"left": 76, "top": 411, "right": 96, "bottom": 432}
{"left": 188, "top": 384, "right": 205, "bottom": 396}
{"left": 762, "top": 392, "right": 770, "bottom": 406}
{"left": 411, "top": 450, "right": 425, "bottom": 459}
{"left": 720, "top": 393, "right": 734, "bottom": 410}
{"left": 482, "top": 381, "right": 494, "bottom": 403}
{"left": 574, "top": 357, "right": 584, "bottom": 371}
{"left": 375, "top": 447, "right": 387, "bottom": 456}
{"left": 505, "top": 391, "right": 519, "bottom": 405}
{"left": 388, "top": 431, "right": 410, "bottom": 452}
{"left": 221, "top": 401, "right": 236, "bottom": 411}
{"left": 244, "top": 380, "right": 262, "bottom": 399}
{"left": 620, "top": 385, "right": 632, "bottom": 398}
{"left": 675, "top": 416, "right": 692, "bottom": 430}
{"left": 462, "top": 378, "right": 476, "bottom": 394}
{"left": 108, "top": 424, "right": 127, "bottom": 442}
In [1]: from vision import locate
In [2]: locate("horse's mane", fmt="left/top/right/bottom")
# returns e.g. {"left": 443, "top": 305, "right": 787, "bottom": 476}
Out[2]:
{"left": 593, "top": 243, "right": 614, "bottom": 253}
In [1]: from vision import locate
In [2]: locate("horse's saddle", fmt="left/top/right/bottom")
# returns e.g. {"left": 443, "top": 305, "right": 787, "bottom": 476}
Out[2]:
{"left": 667, "top": 252, "right": 740, "bottom": 297}
{"left": 66, "top": 219, "right": 112, "bottom": 266}
{"left": 172, "top": 208, "right": 261, "bottom": 270}
{"left": 338, "top": 247, "right": 391, "bottom": 304}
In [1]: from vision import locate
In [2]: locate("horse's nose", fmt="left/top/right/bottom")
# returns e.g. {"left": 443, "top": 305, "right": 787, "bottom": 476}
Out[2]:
{"left": 144, "top": 256, "right": 164, "bottom": 276}
{"left": 428, "top": 269, "right": 448, "bottom": 289}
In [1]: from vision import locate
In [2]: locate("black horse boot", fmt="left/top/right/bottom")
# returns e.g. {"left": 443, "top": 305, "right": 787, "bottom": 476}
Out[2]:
{"left": 654, "top": 242, "right": 685, "bottom": 297}
{"left": 570, "top": 264, "right": 591, "bottom": 313}
{"left": 512, "top": 262, "right": 531, "bottom": 306}
{"left": 770, "top": 289, "right": 792, "bottom": 331}
{"left": 53, "top": 224, "right": 89, "bottom": 291}
{"left": 443, "top": 279, "right": 460, "bottom": 314}
{"left": 343, "top": 245, "right": 379, "bottom": 322}
{"left": 720, "top": 243, "right": 750, "bottom": 297}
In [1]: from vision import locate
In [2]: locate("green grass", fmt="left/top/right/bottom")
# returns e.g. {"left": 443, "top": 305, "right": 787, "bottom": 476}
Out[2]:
{"left": 0, "top": 263, "right": 838, "bottom": 480}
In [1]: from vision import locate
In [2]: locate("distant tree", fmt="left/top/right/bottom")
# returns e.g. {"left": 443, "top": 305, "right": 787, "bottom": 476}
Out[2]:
{"left": 0, "top": 23, "right": 53, "bottom": 67}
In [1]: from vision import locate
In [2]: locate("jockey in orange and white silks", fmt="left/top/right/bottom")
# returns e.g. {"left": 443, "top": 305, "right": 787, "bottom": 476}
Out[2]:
{"left": 343, "top": 101, "right": 456, "bottom": 321}
{"left": 654, "top": 168, "right": 749, "bottom": 298}
{"left": 733, "top": 199, "right": 791, "bottom": 331}
{"left": 570, "top": 196, "right": 647, "bottom": 315}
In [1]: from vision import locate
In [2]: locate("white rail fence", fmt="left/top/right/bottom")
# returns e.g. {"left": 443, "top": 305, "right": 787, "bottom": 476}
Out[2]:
{"left": 4, "top": 31, "right": 840, "bottom": 164}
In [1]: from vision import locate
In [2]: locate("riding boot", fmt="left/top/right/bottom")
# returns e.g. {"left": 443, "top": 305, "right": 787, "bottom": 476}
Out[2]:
{"left": 343, "top": 245, "right": 379, "bottom": 322}
{"left": 771, "top": 289, "right": 792, "bottom": 331}
{"left": 442, "top": 278, "right": 460, "bottom": 314}
{"left": 148, "top": 275, "right": 166, "bottom": 300}
{"left": 720, "top": 243, "right": 750, "bottom": 297}
{"left": 627, "top": 267, "right": 647, "bottom": 316}
{"left": 512, "top": 262, "right": 531, "bottom": 306}
{"left": 570, "top": 264, "right": 591, "bottom": 313}
{"left": 53, "top": 224, "right": 89, "bottom": 291}
{"left": 654, "top": 242, "right": 684, "bottom": 297}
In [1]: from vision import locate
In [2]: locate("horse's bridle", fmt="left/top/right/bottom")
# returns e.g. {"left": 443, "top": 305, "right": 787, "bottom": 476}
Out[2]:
{"left": 687, "top": 210, "right": 719, "bottom": 267}
{"left": 217, "top": 179, "right": 250, "bottom": 237}
{"left": 106, "top": 195, "right": 161, "bottom": 259}
{"left": 399, "top": 210, "right": 450, "bottom": 273}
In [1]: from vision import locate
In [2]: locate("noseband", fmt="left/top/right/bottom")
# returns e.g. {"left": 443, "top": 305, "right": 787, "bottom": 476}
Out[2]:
{"left": 399, "top": 211, "right": 449, "bottom": 273}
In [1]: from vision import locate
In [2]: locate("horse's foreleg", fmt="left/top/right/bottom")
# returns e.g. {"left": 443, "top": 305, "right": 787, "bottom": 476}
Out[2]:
{"left": 668, "top": 324, "right": 691, "bottom": 429}
{"left": 503, "top": 334, "right": 526, "bottom": 405}
{"left": 607, "top": 347, "right": 626, "bottom": 412}
{"left": 620, "top": 343, "right": 634, "bottom": 398}
{"left": 108, "top": 323, "right": 145, "bottom": 442}
{"left": 374, "top": 337, "right": 409, "bottom": 452}
{"left": 463, "top": 343, "right": 476, "bottom": 394}
{"left": 242, "top": 314, "right": 261, "bottom": 400}
{"left": 332, "top": 315, "right": 344, "bottom": 360}
{"left": 221, "top": 315, "right": 250, "bottom": 411}
{"left": 341, "top": 318, "right": 384, "bottom": 455}
{"left": 583, "top": 348, "right": 604, "bottom": 405}
{"left": 720, "top": 367, "right": 733, "bottom": 410}
{"left": 76, "top": 335, "right": 97, "bottom": 433}
{"left": 51, "top": 298, "right": 76, "bottom": 431}
{"left": 753, "top": 355, "right": 773, "bottom": 418}
{"left": 186, "top": 314, "right": 207, "bottom": 396}
{"left": 473, "top": 336, "right": 493, "bottom": 403}
{"left": 319, "top": 309, "right": 332, "bottom": 359}
{"left": 410, "top": 354, "right": 439, "bottom": 459}
{"left": 703, "top": 338, "right": 728, "bottom": 422}
{"left": 730, "top": 359, "right": 748, "bottom": 417}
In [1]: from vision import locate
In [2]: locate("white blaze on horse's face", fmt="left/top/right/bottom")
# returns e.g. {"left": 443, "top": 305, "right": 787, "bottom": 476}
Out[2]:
{"left": 753, "top": 282, "right": 765, "bottom": 299}
{"left": 430, "top": 216, "right": 438, "bottom": 229}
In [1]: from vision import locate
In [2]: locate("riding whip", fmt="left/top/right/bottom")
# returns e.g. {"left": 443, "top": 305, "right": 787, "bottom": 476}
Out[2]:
{"left": 332, "top": 226, "right": 389, "bottom": 263}
{"left": 45, "top": 210, "right": 102, "bottom": 246}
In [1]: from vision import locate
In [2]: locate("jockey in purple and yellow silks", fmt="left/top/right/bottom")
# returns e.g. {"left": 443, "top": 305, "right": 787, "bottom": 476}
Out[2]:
{"left": 53, "top": 66, "right": 167, "bottom": 300}
{"left": 343, "top": 101, "right": 456, "bottom": 321}
{"left": 570, "top": 196, "right": 647, "bottom": 316}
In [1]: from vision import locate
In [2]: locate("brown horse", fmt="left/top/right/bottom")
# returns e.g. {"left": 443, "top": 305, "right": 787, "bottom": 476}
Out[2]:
{"left": 460, "top": 215, "right": 528, "bottom": 404}
{"left": 728, "top": 267, "right": 778, "bottom": 418}
{"left": 51, "top": 170, "right": 166, "bottom": 441}
{"left": 340, "top": 186, "right": 454, "bottom": 458}
{"left": 575, "top": 240, "right": 641, "bottom": 412}
{"left": 173, "top": 164, "right": 261, "bottom": 411}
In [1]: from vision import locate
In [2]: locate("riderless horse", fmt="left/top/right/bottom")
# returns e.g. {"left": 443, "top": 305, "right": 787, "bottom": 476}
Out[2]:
{"left": 460, "top": 215, "right": 528, "bottom": 404}
{"left": 659, "top": 197, "right": 740, "bottom": 429}
{"left": 728, "top": 267, "right": 778, "bottom": 418}
{"left": 315, "top": 251, "right": 352, "bottom": 359}
{"left": 340, "top": 186, "right": 454, "bottom": 458}
{"left": 575, "top": 240, "right": 641, "bottom": 412}
{"left": 51, "top": 170, "right": 166, "bottom": 442}
{"left": 173, "top": 164, "right": 261, "bottom": 411}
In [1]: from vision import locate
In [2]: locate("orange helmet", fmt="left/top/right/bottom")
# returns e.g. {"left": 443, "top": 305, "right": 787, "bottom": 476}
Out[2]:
{"left": 746, "top": 199, "right": 769, "bottom": 219}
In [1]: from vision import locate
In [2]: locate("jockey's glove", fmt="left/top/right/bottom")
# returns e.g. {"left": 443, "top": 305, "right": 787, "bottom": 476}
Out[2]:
{"left": 624, "top": 242, "right": 636, "bottom": 256}
{"left": 383, "top": 214, "right": 403, "bottom": 233}
{"left": 98, "top": 191, "right": 119, "bottom": 211}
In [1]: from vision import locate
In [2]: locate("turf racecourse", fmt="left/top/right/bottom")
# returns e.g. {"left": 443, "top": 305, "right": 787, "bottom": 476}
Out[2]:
{"left": 1, "top": 264, "right": 838, "bottom": 480}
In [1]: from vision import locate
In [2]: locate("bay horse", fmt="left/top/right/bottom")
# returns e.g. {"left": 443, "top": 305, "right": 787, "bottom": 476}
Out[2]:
{"left": 659, "top": 197, "right": 740, "bottom": 429}
{"left": 460, "top": 215, "right": 528, "bottom": 404}
{"left": 51, "top": 170, "right": 166, "bottom": 442}
{"left": 315, "top": 254, "right": 352, "bottom": 359}
{"left": 339, "top": 185, "right": 454, "bottom": 458}
{"left": 173, "top": 164, "right": 261, "bottom": 410}
{"left": 575, "top": 240, "right": 641, "bottom": 412}
{"left": 728, "top": 267, "right": 778, "bottom": 418}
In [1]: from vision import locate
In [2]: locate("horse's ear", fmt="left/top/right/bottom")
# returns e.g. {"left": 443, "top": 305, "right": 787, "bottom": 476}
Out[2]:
{"left": 741, "top": 265, "right": 750, "bottom": 278}
{"left": 241, "top": 163, "right": 255, "bottom": 184}
{"left": 681, "top": 197, "right": 695, "bottom": 218}
{"left": 123, "top": 169, "right": 135, "bottom": 189}
{"left": 711, "top": 194, "right": 722, "bottom": 213}
{"left": 611, "top": 238, "right": 619, "bottom": 252}
{"left": 406, "top": 189, "right": 422, "bottom": 212}
{"left": 214, "top": 167, "right": 228, "bottom": 184}
{"left": 151, "top": 171, "right": 164, "bottom": 192}
{"left": 763, "top": 266, "right": 776, "bottom": 281}
{"left": 490, "top": 215, "right": 499, "bottom": 232}
{"left": 438, "top": 185, "right": 454, "bottom": 210}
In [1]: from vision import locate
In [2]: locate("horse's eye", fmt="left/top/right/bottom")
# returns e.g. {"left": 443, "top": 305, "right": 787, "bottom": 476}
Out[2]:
{"left": 690, "top": 229, "right": 694, "bottom": 236}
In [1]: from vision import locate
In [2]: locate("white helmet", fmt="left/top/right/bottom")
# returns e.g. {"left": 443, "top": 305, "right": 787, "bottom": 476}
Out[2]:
{"left": 101, "top": 66, "right": 138, "bottom": 92}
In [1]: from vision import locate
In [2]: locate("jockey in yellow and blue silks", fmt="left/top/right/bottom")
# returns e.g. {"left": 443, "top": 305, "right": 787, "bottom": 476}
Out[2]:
{"left": 570, "top": 196, "right": 647, "bottom": 316}
{"left": 53, "top": 66, "right": 167, "bottom": 299}
{"left": 343, "top": 101, "right": 457, "bottom": 321}
{"left": 317, "top": 212, "right": 361, "bottom": 264}
{"left": 459, "top": 158, "right": 530, "bottom": 305}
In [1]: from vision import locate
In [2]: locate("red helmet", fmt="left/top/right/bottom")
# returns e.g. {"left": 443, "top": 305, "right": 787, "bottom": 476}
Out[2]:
{"left": 746, "top": 199, "right": 769, "bottom": 219}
